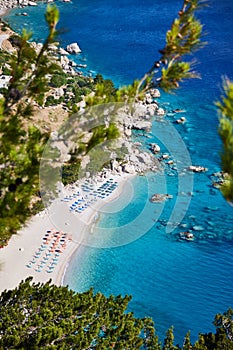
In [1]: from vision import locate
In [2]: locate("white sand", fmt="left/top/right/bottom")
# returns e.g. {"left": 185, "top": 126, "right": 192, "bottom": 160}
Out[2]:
{"left": 0, "top": 174, "right": 133, "bottom": 292}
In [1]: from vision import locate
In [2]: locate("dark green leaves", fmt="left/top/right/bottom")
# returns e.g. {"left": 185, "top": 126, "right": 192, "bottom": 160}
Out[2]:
{"left": 0, "top": 5, "right": 60, "bottom": 244}
{"left": 216, "top": 79, "right": 233, "bottom": 203}
{"left": 0, "top": 279, "right": 157, "bottom": 349}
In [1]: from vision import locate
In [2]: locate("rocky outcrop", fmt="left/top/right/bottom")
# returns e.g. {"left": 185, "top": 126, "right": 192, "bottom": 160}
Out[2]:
{"left": 150, "top": 143, "right": 160, "bottom": 154}
{"left": 188, "top": 165, "right": 208, "bottom": 173}
{"left": 0, "top": 0, "right": 70, "bottom": 12}
{"left": 66, "top": 43, "right": 81, "bottom": 54}
{"left": 0, "top": 0, "right": 41, "bottom": 10}
{"left": 0, "top": 3, "right": 166, "bottom": 181}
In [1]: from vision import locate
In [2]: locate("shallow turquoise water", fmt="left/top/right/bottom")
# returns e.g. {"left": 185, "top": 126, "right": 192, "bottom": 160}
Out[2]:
{"left": 5, "top": 0, "right": 233, "bottom": 344}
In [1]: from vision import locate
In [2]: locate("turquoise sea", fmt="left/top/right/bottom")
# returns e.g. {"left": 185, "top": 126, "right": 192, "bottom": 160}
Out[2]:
{"left": 5, "top": 0, "right": 233, "bottom": 344}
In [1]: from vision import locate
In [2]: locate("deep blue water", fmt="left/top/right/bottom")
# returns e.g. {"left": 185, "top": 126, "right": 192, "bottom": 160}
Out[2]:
{"left": 5, "top": 0, "right": 233, "bottom": 344}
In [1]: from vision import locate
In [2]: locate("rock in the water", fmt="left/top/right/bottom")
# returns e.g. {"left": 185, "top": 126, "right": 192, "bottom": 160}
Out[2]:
{"left": 179, "top": 231, "right": 194, "bottom": 241}
{"left": 150, "top": 193, "right": 173, "bottom": 203}
{"left": 132, "top": 120, "right": 151, "bottom": 132}
{"left": 150, "top": 143, "right": 160, "bottom": 154}
{"left": 188, "top": 165, "right": 208, "bottom": 173}
{"left": 176, "top": 116, "right": 186, "bottom": 124}
{"left": 66, "top": 42, "right": 81, "bottom": 54}
{"left": 156, "top": 107, "right": 165, "bottom": 116}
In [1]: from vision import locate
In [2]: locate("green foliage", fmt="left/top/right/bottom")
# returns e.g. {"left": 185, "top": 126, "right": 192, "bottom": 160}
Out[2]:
{"left": 86, "top": 76, "right": 117, "bottom": 105}
{"left": 45, "top": 95, "right": 64, "bottom": 106}
{"left": 0, "top": 0, "right": 211, "bottom": 245}
{"left": 0, "top": 278, "right": 158, "bottom": 349}
{"left": 45, "top": 3, "right": 60, "bottom": 36}
{"left": 62, "top": 160, "right": 81, "bottom": 186}
{"left": 163, "top": 326, "right": 179, "bottom": 350}
{"left": 30, "top": 199, "right": 45, "bottom": 216}
{"left": 50, "top": 72, "right": 67, "bottom": 87}
{"left": 0, "top": 5, "right": 61, "bottom": 245}
{"left": 160, "top": 61, "right": 198, "bottom": 92}
{"left": 86, "top": 123, "right": 120, "bottom": 153}
{"left": 191, "top": 308, "right": 233, "bottom": 350}
{"left": 1, "top": 279, "right": 232, "bottom": 349}
{"left": 137, "top": 0, "right": 207, "bottom": 95}
{"left": 216, "top": 79, "right": 233, "bottom": 203}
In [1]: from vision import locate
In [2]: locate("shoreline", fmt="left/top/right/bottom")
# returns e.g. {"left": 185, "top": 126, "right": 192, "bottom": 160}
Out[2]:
{"left": 0, "top": 0, "right": 162, "bottom": 293}
{"left": 53, "top": 173, "right": 134, "bottom": 287}
{"left": 0, "top": 173, "right": 134, "bottom": 292}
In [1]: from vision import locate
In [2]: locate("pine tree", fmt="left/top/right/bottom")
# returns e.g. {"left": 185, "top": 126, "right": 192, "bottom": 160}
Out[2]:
{"left": 216, "top": 80, "right": 233, "bottom": 203}
{"left": 0, "top": 4, "right": 61, "bottom": 245}
{"left": 0, "top": 278, "right": 161, "bottom": 349}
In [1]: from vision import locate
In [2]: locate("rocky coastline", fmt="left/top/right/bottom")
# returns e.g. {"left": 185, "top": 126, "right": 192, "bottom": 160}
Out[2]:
{"left": 0, "top": 4, "right": 167, "bottom": 179}
{"left": 0, "top": 0, "right": 67, "bottom": 12}
{"left": 0, "top": 0, "right": 211, "bottom": 190}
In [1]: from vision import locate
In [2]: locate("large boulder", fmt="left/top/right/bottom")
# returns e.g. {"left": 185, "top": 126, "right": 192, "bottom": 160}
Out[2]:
{"left": 66, "top": 43, "right": 81, "bottom": 54}
{"left": 150, "top": 143, "right": 160, "bottom": 154}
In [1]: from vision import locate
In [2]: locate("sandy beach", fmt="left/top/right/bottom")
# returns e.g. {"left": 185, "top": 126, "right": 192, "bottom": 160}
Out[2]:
{"left": 0, "top": 173, "right": 133, "bottom": 292}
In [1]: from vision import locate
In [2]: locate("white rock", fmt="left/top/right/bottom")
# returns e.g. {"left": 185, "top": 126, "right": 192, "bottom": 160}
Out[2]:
{"left": 55, "top": 88, "right": 64, "bottom": 97}
{"left": 156, "top": 107, "right": 165, "bottom": 116}
{"left": 132, "top": 121, "right": 151, "bottom": 132}
{"left": 176, "top": 117, "right": 186, "bottom": 124}
{"left": 150, "top": 143, "right": 160, "bottom": 153}
{"left": 28, "top": 1, "right": 37, "bottom": 6}
{"left": 77, "top": 100, "right": 86, "bottom": 109}
{"left": 188, "top": 165, "right": 208, "bottom": 173}
{"left": 147, "top": 104, "right": 157, "bottom": 117}
{"left": 124, "top": 128, "right": 132, "bottom": 137}
{"left": 66, "top": 42, "right": 81, "bottom": 54}
{"left": 48, "top": 44, "right": 58, "bottom": 52}
{"left": 123, "top": 164, "right": 135, "bottom": 174}
{"left": 58, "top": 47, "right": 69, "bottom": 55}
{"left": 150, "top": 88, "right": 161, "bottom": 98}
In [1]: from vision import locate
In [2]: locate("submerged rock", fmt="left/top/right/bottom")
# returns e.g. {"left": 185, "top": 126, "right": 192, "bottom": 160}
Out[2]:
{"left": 150, "top": 193, "right": 173, "bottom": 203}
{"left": 192, "top": 225, "right": 204, "bottom": 231}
